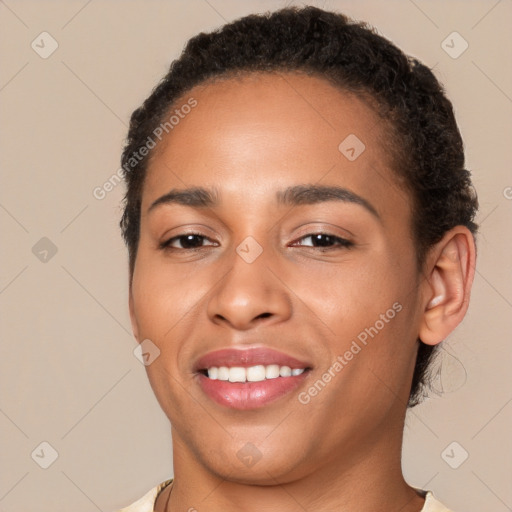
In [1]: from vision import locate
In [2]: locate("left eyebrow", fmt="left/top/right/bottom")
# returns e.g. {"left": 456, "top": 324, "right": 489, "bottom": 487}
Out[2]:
{"left": 276, "top": 184, "right": 380, "bottom": 220}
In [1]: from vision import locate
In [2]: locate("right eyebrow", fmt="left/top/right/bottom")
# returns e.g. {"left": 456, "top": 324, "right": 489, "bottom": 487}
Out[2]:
{"left": 147, "top": 187, "right": 220, "bottom": 213}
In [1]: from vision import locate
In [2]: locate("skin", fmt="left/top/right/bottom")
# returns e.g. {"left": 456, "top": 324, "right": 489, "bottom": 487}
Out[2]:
{"left": 128, "top": 72, "right": 475, "bottom": 512}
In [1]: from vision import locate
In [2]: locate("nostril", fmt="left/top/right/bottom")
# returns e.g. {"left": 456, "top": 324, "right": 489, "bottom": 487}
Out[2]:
{"left": 256, "top": 312, "right": 272, "bottom": 320}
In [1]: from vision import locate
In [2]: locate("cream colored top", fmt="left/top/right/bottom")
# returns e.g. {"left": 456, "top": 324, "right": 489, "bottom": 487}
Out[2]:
{"left": 116, "top": 479, "right": 455, "bottom": 511}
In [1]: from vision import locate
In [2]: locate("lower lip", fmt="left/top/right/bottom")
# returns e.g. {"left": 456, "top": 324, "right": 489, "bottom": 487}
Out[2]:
{"left": 197, "top": 372, "right": 309, "bottom": 410}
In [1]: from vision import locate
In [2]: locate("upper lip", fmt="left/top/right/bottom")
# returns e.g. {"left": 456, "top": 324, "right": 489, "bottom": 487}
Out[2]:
{"left": 194, "top": 346, "right": 312, "bottom": 371}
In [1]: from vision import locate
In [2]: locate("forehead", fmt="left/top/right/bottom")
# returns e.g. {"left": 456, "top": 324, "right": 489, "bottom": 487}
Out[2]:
{"left": 143, "top": 72, "right": 409, "bottom": 218}
{"left": 151, "top": 72, "right": 386, "bottom": 163}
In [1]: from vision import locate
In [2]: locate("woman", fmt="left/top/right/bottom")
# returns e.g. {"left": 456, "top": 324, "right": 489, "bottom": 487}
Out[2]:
{"left": 117, "top": 6, "right": 477, "bottom": 511}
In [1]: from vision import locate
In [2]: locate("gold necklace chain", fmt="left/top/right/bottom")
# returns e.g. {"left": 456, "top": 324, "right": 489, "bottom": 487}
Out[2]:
{"left": 164, "top": 480, "right": 173, "bottom": 511}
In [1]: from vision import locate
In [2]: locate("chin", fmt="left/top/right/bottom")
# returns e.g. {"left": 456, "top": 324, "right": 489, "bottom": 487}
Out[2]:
{"left": 195, "top": 441, "right": 313, "bottom": 485}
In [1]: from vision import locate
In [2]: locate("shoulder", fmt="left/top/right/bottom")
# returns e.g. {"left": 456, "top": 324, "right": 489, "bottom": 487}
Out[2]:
{"left": 115, "top": 479, "right": 173, "bottom": 512}
{"left": 421, "top": 490, "right": 456, "bottom": 512}
{"left": 115, "top": 482, "right": 454, "bottom": 512}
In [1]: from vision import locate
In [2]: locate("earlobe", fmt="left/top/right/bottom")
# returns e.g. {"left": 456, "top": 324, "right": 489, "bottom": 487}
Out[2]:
{"left": 419, "top": 227, "right": 476, "bottom": 346}
{"left": 129, "top": 290, "right": 141, "bottom": 343}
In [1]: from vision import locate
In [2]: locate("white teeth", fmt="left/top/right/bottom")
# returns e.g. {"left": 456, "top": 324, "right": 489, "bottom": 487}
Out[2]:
{"left": 265, "top": 364, "right": 280, "bottom": 379}
{"left": 206, "top": 364, "right": 306, "bottom": 382}
{"left": 217, "top": 367, "right": 230, "bottom": 381}
{"left": 279, "top": 366, "right": 292, "bottom": 377}
{"left": 246, "top": 365, "right": 266, "bottom": 382}
{"left": 228, "top": 367, "right": 246, "bottom": 383}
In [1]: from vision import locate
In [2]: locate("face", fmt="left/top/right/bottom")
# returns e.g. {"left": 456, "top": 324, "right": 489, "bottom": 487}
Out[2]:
{"left": 129, "top": 73, "right": 426, "bottom": 484}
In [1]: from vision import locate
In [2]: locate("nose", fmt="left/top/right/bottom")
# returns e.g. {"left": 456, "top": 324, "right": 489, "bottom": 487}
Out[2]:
{"left": 206, "top": 246, "right": 292, "bottom": 331}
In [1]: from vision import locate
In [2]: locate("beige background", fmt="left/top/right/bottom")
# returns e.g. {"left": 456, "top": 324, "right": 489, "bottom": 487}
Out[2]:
{"left": 1, "top": 1, "right": 511, "bottom": 511}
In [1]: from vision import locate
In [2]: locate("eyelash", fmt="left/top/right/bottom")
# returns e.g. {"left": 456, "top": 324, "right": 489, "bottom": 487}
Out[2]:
{"left": 159, "top": 232, "right": 354, "bottom": 252}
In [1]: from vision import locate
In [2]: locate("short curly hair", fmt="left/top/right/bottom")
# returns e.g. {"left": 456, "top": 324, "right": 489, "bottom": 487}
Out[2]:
{"left": 120, "top": 6, "right": 478, "bottom": 407}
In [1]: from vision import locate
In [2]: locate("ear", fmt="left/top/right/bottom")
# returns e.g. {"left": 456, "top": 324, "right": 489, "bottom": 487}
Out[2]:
{"left": 129, "top": 288, "right": 141, "bottom": 343}
{"left": 419, "top": 226, "right": 476, "bottom": 346}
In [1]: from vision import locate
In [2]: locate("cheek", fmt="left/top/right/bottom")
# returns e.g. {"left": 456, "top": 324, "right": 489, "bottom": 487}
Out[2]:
{"left": 131, "top": 249, "right": 204, "bottom": 339}
{"left": 299, "top": 251, "right": 410, "bottom": 336}
{"left": 316, "top": 249, "right": 418, "bottom": 377}
{"left": 130, "top": 253, "right": 203, "bottom": 413}
{"left": 340, "top": 258, "right": 419, "bottom": 398}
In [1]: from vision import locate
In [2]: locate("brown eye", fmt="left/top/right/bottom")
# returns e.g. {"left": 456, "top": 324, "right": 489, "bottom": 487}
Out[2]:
{"left": 160, "top": 233, "right": 217, "bottom": 251}
{"left": 293, "top": 233, "right": 354, "bottom": 250}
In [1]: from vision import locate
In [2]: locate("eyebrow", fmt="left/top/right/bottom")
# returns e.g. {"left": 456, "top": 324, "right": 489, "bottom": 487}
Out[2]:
{"left": 277, "top": 185, "right": 379, "bottom": 218}
{"left": 148, "top": 187, "right": 219, "bottom": 212}
{"left": 148, "top": 184, "right": 380, "bottom": 219}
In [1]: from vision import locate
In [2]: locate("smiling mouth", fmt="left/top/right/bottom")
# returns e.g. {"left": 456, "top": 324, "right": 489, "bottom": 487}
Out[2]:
{"left": 194, "top": 346, "right": 313, "bottom": 409}
{"left": 196, "top": 365, "right": 312, "bottom": 410}
{"left": 200, "top": 364, "right": 309, "bottom": 382}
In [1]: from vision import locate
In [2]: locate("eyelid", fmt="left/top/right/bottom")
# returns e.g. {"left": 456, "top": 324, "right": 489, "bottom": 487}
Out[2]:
{"left": 290, "top": 232, "right": 354, "bottom": 249}
{"left": 291, "top": 221, "right": 355, "bottom": 239}
{"left": 159, "top": 231, "right": 218, "bottom": 250}
{"left": 158, "top": 221, "right": 220, "bottom": 242}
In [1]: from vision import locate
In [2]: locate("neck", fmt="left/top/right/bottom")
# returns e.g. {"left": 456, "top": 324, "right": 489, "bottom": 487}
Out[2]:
{"left": 159, "top": 419, "right": 425, "bottom": 512}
